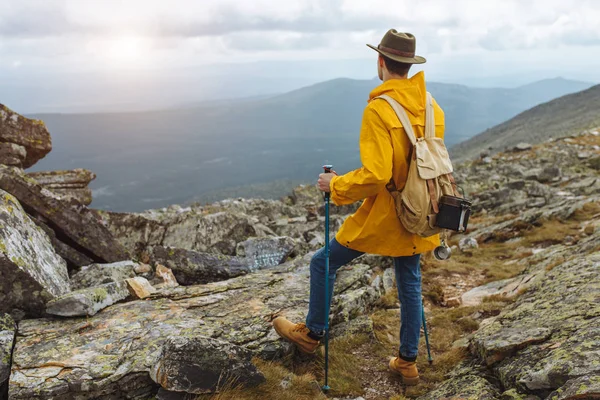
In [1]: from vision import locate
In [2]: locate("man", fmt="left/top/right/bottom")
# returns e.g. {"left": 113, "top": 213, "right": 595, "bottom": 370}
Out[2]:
{"left": 273, "top": 29, "right": 444, "bottom": 386}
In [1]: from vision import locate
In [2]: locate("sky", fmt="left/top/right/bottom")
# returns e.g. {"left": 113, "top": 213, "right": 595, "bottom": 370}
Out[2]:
{"left": 1, "top": 0, "right": 600, "bottom": 113}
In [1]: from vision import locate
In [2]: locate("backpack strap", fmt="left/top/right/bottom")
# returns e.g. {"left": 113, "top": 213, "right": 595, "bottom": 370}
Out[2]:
{"left": 373, "top": 95, "right": 417, "bottom": 146}
{"left": 425, "top": 92, "right": 435, "bottom": 139}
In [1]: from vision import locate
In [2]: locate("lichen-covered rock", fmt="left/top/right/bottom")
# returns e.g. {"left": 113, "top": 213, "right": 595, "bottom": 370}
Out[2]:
{"left": 26, "top": 169, "right": 96, "bottom": 205}
{"left": 470, "top": 252, "right": 600, "bottom": 397}
{"left": 235, "top": 236, "right": 296, "bottom": 268}
{"left": 149, "top": 336, "right": 265, "bottom": 394}
{"left": 8, "top": 253, "right": 381, "bottom": 399}
{"left": 151, "top": 245, "right": 254, "bottom": 285}
{"left": 45, "top": 281, "right": 130, "bottom": 317}
{"left": 26, "top": 212, "right": 95, "bottom": 269}
{"left": 416, "top": 370, "right": 501, "bottom": 400}
{"left": 70, "top": 260, "right": 138, "bottom": 290}
{"left": 546, "top": 375, "right": 600, "bottom": 399}
{"left": 0, "top": 104, "right": 52, "bottom": 168}
{"left": 0, "top": 314, "right": 16, "bottom": 394}
{"left": 0, "top": 189, "right": 70, "bottom": 316}
{"left": 0, "top": 165, "right": 130, "bottom": 263}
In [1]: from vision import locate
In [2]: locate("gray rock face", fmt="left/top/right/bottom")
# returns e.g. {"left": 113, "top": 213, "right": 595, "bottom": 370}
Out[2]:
{"left": 235, "top": 236, "right": 296, "bottom": 268}
{"left": 513, "top": 143, "right": 533, "bottom": 152}
{"left": 70, "top": 260, "right": 138, "bottom": 290}
{"left": 26, "top": 169, "right": 96, "bottom": 206}
{"left": 45, "top": 281, "right": 130, "bottom": 317}
{"left": 0, "top": 314, "right": 16, "bottom": 394}
{"left": 149, "top": 336, "right": 265, "bottom": 394}
{"left": 461, "top": 273, "right": 540, "bottom": 307}
{"left": 0, "top": 143, "right": 26, "bottom": 167}
{"left": 0, "top": 189, "right": 70, "bottom": 316}
{"left": 0, "top": 104, "right": 52, "bottom": 168}
{"left": 152, "top": 245, "right": 254, "bottom": 285}
{"left": 8, "top": 254, "right": 382, "bottom": 399}
{"left": 0, "top": 165, "right": 130, "bottom": 263}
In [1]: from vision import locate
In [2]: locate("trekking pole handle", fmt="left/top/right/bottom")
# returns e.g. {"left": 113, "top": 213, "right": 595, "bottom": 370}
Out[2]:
{"left": 322, "top": 165, "right": 333, "bottom": 200}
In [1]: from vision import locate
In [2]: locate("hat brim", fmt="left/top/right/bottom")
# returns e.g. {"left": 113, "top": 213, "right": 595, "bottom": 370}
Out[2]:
{"left": 367, "top": 44, "right": 426, "bottom": 64}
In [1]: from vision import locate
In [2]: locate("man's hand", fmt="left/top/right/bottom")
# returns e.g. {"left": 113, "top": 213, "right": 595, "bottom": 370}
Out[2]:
{"left": 317, "top": 172, "right": 337, "bottom": 193}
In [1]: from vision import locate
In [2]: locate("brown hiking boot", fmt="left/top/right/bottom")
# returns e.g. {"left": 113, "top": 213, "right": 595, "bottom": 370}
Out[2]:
{"left": 272, "top": 317, "right": 320, "bottom": 354}
{"left": 389, "top": 357, "right": 420, "bottom": 386}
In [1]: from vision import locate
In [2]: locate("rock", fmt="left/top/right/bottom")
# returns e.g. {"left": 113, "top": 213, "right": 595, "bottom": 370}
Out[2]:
{"left": 162, "top": 211, "right": 257, "bottom": 255}
{"left": 134, "top": 262, "right": 153, "bottom": 276}
{"left": 26, "top": 169, "right": 96, "bottom": 205}
{"left": 0, "top": 165, "right": 130, "bottom": 263}
{"left": 156, "top": 388, "right": 196, "bottom": 400}
{"left": 513, "top": 143, "right": 532, "bottom": 152}
{"left": 0, "top": 314, "right": 16, "bottom": 394}
{"left": 45, "top": 281, "right": 130, "bottom": 317}
{"left": 152, "top": 245, "right": 254, "bottom": 285}
{"left": 330, "top": 315, "right": 374, "bottom": 339}
{"left": 577, "top": 151, "right": 592, "bottom": 159}
{"left": 470, "top": 253, "right": 600, "bottom": 394}
{"left": 537, "top": 166, "right": 561, "bottom": 183}
{"left": 0, "top": 104, "right": 52, "bottom": 168}
{"left": 290, "top": 184, "right": 322, "bottom": 206}
{"left": 8, "top": 254, "right": 377, "bottom": 399}
{"left": 149, "top": 336, "right": 265, "bottom": 394}
{"left": 235, "top": 236, "right": 296, "bottom": 268}
{"left": 459, "top": 237, "right": 479, "bottom": 251}
{"left": 506, "top": 180, "right": 525, "bottom": 190}
{"left": 416, "top": 371, "right": 500, "bottom": 400}
{"left": 461, "top": 273, "right": 539, "bottom": 307}
{"left": 70, "top": 260, "right": 138, "bottom": 290}
{"left": 0, "top": 142, "right": 26, "bottom": 167}
{"left": 546, "top": 375, "right": 600, "bottom": 399}
{"left": 0, "top": 189, "right": 70, "bottom": 316}
{"left": 126, "top": 277, "right": 156, "bottom": 299}
{"left": 445, "top": 296, "right": 462, "bottom": 307}
{"left": 482, "top": 156, "right": 493, "bottom": 164}
{"left": 154, "top": 264, "right": 179, "bottom": 288}
{"left": 382, "top": 268, "right": 396, "bottom": 293}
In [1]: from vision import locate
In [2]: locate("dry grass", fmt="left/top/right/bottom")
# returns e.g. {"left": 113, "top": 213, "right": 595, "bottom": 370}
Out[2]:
{"left": 197, "top": 359, "right": 325, "bottom": 400}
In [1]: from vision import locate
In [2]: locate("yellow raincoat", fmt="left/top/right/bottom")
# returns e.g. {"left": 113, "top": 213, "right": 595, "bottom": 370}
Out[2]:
{"left": 330, "top": 71, "right": 444, "bottom": 257}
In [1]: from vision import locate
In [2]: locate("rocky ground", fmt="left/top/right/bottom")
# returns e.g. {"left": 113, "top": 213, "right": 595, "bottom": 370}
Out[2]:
{"left": 0, "top": 103, "right": 599, "bottom": 400}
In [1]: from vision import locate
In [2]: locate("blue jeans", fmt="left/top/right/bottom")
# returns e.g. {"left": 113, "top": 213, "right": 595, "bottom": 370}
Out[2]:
{"left": 305, "top": 238, "right": 422, "bottom": 360}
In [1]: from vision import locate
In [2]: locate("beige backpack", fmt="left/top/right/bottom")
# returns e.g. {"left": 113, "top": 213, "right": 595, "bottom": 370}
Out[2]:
{"left": 375, "top": 92, "right": 461, "bottom": 237}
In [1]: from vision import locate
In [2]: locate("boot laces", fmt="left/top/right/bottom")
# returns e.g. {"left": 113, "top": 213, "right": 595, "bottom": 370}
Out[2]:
{"left": 292, "top": 323, "right": 308, "bottom": 333}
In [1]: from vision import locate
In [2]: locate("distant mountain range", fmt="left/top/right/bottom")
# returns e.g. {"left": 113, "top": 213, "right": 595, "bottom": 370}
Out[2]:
{"left": 28, "top": 77, "right": 595, "bottom": 211}
{"left": 451, "top": 83, "right": 600, "bottom": 161}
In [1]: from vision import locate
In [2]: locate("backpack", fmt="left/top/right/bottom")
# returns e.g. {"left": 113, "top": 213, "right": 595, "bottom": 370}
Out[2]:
{"left": 374, "top": 92, "right": 470, "bottom": 237}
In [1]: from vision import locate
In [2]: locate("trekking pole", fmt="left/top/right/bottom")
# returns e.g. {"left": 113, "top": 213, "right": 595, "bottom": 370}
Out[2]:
{"left": 422, "top": 301, "right": 433, "bottom": 365}
{"left": 322, "top": 164, "right": 333, "bottom": 393}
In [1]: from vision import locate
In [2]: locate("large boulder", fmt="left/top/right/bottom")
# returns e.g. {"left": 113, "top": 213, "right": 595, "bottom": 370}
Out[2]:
{"left": 70, "top": 260, "right": 138, "bottom": 290}
{"left": 45, "top": 281, "right": 130, "bottom": 317}
{"left": 149, "top": 336, "right": 265, "bottom": 394}
{"left": 26, "top": 169, "right": 96, "bottom": 205}
{"left": 0, "top": 314, "right": 16, "bottom": 396}
{"left": 235, "top": 236, "right": 296, "bottom": 268}
{"left": 0, "top": 165, "right": 130, "bottom": 263}
{"left": 151, "top": 246, "right": 254, "bottom": 285}
{"left": 0, "top": 104, "right": 52, "bottom": 168}
{"left": 0, "top": 189, "right": 70, "bottom": 316}
{"left": 8, "top": 254, "right": 383, "bottom": 399}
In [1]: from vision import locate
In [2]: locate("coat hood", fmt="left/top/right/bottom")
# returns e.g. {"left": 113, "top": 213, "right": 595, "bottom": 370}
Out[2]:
{"left": 368, "top": 71, "right": 427, "bottom": 117}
